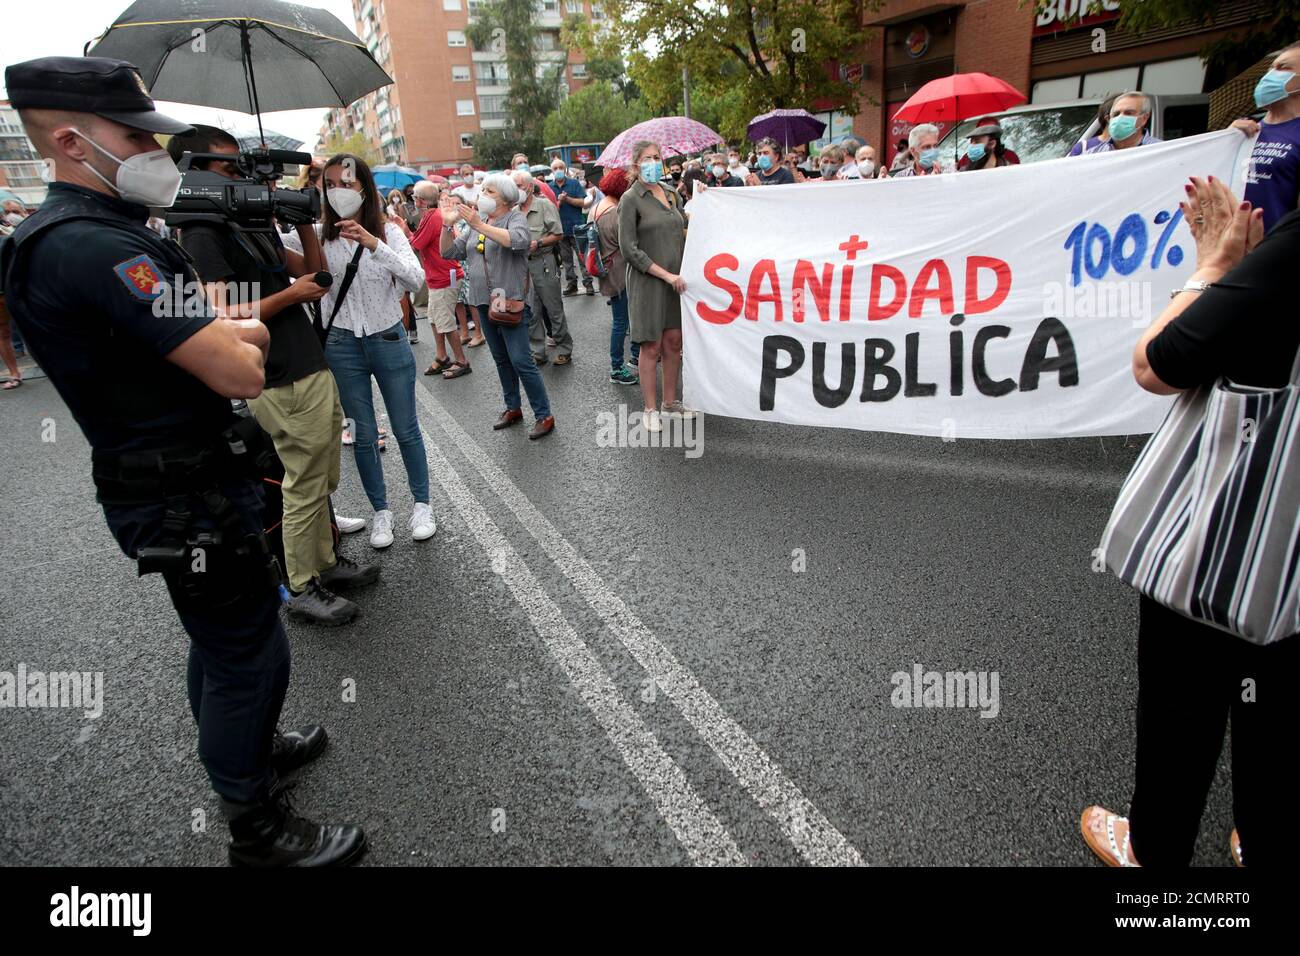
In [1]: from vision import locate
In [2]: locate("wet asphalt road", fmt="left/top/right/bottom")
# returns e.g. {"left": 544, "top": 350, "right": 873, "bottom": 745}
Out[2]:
{"left": 0, "top": 290, "right": 1236, "bottom": 866}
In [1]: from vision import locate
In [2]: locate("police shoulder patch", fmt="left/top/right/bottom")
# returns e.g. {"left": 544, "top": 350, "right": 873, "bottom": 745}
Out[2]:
{"left": 113, "top": 254, "right": 164, "bottom": 300}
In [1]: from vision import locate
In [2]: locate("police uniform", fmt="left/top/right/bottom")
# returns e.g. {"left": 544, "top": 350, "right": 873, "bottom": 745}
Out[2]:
{"left": 0, "top": 56, "right": 364, "bottom": 866}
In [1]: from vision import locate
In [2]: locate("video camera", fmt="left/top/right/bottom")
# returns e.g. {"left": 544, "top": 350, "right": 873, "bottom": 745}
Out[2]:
{"left": 165, "top": 148, "right": 320, "bottom": 234}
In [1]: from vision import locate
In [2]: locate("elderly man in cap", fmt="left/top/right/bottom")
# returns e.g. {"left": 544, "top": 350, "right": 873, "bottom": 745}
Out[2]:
{"left": 512, "top": 168, "right": 573, "bottom": 364}
{"left": 0, "top": 56, "right": 365, "bottom": 867}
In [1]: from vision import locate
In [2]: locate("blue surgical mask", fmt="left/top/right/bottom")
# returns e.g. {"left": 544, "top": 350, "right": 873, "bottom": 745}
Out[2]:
{"left": 516, "top": 162, "right": 529, "bottom": 171}
{"left": 553, "top": 170, "right": 566, "bottom": 182}
{"left": 967, "top": 143, "right": 986, "bottom": 164}
{"left": 757, "top": 154, "right": 773, "bottom": 171}
{"left": 1108, "top": 114, "right": 1139, "bottom": 142}
{"left": 918, "top": 147, "right": 939, "bottom": 169}
{"left": 640, "top": 159, "right": 663, "bottom": 184}
{"left": 1255, "top": 69, "right": 1297, "bottom": 108}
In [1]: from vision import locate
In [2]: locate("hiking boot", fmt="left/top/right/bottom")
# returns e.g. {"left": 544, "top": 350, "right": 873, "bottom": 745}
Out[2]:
{"left": 319, "top": 555, "right": 380, "bottom": 590}
{"left": 270, "top": 725, "right": 328, "bottom": 776}
{"left": 285, "top": 580, "right": 359, "bottom": 626}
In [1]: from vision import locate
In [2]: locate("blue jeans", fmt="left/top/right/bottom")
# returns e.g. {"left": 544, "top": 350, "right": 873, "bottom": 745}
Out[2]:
{"left": 326, "top": 321, "right": 429, "bottom": 511}
{"left": 608, "top": 290, "right": 640, "bottom": 371}
{"left": 478, "top": 304, "right": 552, "bottom": 419}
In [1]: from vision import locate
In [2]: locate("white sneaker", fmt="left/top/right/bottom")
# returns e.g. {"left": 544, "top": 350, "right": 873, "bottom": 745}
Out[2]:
{"left": 342, "top": 427, "right": 354, "bottom": 446}
{"left": 370, "top": 509, "right": 394, "bottom": 549}
{"left": 643, "top": 408, "right": 662, "bottom": 433}
{"left": 335, "top": 514, "right": 366, "bottom": 534}
{"left": 410, "top": 502, "right": 436, "bottom": 541}
{"left": 662, "top": 401, "right": 697, "bottom": 417}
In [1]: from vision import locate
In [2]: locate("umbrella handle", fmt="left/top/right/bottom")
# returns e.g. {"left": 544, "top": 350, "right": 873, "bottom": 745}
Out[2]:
{"left": 239, "top": 24, "right": 266, "bottom": 146}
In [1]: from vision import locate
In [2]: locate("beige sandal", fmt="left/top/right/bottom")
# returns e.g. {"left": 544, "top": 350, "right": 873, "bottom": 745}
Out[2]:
{"left": 1081, "top": 806, "right": 1140, "bottom": 867}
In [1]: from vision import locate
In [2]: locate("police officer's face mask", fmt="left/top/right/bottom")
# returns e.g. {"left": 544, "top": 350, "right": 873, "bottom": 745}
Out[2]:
{"left": 69, "top": 128, "right": 183, "bottom": 207}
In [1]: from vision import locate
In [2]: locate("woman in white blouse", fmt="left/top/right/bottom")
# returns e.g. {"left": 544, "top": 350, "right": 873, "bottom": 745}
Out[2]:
{"left": 286, "top": 155, "right": 433, "bottom": 549}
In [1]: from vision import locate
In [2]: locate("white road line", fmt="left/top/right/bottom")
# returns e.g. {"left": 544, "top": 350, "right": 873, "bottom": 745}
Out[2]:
{"left": 411, "top": 415, "right": 746, "bottom": 866}
{"left": 414, "top": 389, "right": 865, "bottom": 867}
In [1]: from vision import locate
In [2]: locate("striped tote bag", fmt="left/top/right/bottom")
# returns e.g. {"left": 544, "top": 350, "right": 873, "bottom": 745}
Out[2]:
{"left": 1100, "top": 349, "right": 1300, "bottom": 645}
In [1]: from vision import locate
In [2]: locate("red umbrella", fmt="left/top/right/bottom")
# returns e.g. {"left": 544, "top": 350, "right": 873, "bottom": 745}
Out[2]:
{"left": 891, "top": 72, "right": 1026, "bottom": 126}
{"left": 426, "top": 174, "right": 448, "bottom": 183}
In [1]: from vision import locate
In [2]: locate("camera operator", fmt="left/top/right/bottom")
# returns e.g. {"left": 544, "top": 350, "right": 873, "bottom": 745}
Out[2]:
{"left": 166, "top": 126, "right": 379, "bottom": 627}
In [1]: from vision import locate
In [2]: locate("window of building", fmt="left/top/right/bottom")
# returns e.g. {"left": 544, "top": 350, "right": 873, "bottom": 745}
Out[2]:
{"left": 443, "top": 0, "right": 461, "bottom": 8}
{"left": 475, "top": 61, "right": 508, "bottom": 83}
{"left": 1030, "top": 76, "right": 1079, "bottom": 104}
{"left": 457, "top": 99, "right": 476, "bottom": 116}
{"left": 460, "top": 133, "right": 475, "bottom": 149}
{"left": 540, "top": 0, "right": 559, "bottom": 12}
{"left": 567, "top": 0, "right": 583, "bottom": 12}
{"left": 1081, "top": 67, "right": 1140, "bottom": 99}
{"left": 452, "top": 65, "right": 471, "bottom": 82}
{"left": 591, "top": 3, "right": 605, "bottom": 20}
{"left": 534, "top": 31, "right": 557, "bottom": 51}
{"left": 479, "top": 95, "right": 507, "bottom": 121}
{"left": 1142, "top": 56, "right": 1206, "bottom": 95}
{"left": 571, "top": 62, "right": 587, "bottom": 79}
{"left": 448, "top": 30, "right": 467, "bottom": 47}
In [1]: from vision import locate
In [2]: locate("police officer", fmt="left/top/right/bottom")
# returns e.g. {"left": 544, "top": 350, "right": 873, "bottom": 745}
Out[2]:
{"left": 0, "top": 56, "right": 365, "bottom": 867}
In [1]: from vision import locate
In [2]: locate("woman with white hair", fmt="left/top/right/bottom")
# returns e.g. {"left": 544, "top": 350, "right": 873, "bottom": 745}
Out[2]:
{"left": 440, "top": 173, "right": 555, "bottom": 439}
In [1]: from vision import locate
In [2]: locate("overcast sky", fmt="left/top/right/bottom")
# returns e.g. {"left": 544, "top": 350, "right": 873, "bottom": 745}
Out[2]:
{"left": 1, "top": 0, "right": 360, "bottom": 150}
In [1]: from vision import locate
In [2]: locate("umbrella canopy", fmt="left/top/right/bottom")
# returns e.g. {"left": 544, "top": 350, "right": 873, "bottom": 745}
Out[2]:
{"left": 235, "top": 128, "right": 304, "bottom": 152}
{"left": 891, "top": 72, "right": 1026, "bottom": 126}
{"left": 371, "top": 164, "right": 422, "bottom": 191}
{"left": 746, "top": 109, "right": 826, "bottom": 149}
{"left": 593, "top": 117, "right": 723, "bottom": 168}
{"left": 86, "top": 0, "right": 392, "bottom": 124}
{"left": 425, "top": 174, "right": 448, "bottom": 184}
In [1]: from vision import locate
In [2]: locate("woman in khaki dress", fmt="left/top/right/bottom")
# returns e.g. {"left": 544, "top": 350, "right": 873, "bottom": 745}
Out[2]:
{"left": 618, "top": 140, "right": 689, "bottom": 432}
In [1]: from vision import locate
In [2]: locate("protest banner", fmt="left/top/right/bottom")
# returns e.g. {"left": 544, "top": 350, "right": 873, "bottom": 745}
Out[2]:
{"left": 680, "top": 130, "right": 1255, "bottom": 439}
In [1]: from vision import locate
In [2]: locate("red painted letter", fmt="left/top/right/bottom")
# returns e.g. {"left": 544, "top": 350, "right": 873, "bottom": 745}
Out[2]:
{"left": 868, "top": 263, "right": 907, "bottom": 321}
{"left": 792, "top": 260, "right": 834, "bottom": 322}
{"left": 908, "top": 259, "right": 955, "bottom": 318}
{"left": 746, "top": 259, "right": 783, "bottom": 323}
{"left": 697, "top": 253, "right": 743, "bottom": 325}
{"left": 964, "top": 256, "right": 1012, "bottom": 315}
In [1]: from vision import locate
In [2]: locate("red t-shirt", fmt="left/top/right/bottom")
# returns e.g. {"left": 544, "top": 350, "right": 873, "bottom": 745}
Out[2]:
{"left": 409, "top": 208, "right": 464, "bottom": 289}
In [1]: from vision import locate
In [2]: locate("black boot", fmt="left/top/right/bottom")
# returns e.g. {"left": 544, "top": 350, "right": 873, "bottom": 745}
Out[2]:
{"left": 226, "top": 788, "right": 366, "bottom": 867}
{"left": 270, "top": 724, "right": 328, "bottom": 776}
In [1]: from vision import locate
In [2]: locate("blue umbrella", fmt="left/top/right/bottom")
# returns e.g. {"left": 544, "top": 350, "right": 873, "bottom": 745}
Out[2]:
{"left": 371, "top": 164, "right": 422, "bottom": 191}
{"left": 746, "top": 109, "right": 827, "bottom": 149}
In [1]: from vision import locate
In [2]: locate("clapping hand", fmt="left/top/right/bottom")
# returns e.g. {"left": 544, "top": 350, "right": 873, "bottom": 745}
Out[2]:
{"left": 439, "top": 194, "right": 461, "bottom": 225}
{"left": 1181, "top": 176, "right": 1265, "bottom": 274}
{"left": 457, "top": 202, "right": 481, "bottom": 229}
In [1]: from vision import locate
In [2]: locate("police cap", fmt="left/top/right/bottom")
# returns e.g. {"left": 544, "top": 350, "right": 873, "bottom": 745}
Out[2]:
{"left": 4, "top": 56, "right": 193, "bottom": 135}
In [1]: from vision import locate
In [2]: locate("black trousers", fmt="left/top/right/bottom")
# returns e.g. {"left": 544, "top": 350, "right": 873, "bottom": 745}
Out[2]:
{"left": 1128, "top": 595, "right": 1298, "bottom": 867}
{"left": 107, "top": 481, "right": 289, "bottom": 807}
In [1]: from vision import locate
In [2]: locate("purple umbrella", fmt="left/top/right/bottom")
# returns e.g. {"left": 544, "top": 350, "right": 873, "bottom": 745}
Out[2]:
{"left": 594, "top": 117, "right": 723, "bottom": 168}
{"left": 746, "top": 109, "right": 827, "bottom": 150}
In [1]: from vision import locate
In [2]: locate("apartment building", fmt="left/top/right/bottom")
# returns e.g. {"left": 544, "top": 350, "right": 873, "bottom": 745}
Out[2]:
{"left": 0, "top": 101, "right": 47, "bottom": 207}
{"left": 318, "top": 0, "right": 604, "bottom": 170}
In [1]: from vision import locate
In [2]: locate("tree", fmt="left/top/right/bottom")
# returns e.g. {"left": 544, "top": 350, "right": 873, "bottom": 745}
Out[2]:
{"left": 468, "top": 0, "right": 567, "bottom": 159}
{"left": 323, "top": 131, "right": 381, "bottom": 166}
{"left": 472, "top": 128, "right": 523, "bottom": 169}
{"left": 571, "top": 1, "right": 871, "bottom": 144}
{"left": 542, "top": 81, "right": 652, "bottom": 145}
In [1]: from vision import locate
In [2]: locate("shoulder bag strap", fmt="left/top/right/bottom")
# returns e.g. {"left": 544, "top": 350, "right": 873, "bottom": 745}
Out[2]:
{"left": 315, "top": 243, "right": 366, "bottom": 341}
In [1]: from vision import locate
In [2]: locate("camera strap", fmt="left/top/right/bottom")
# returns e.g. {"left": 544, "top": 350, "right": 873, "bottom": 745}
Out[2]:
{"left": 315, "top": 243, "right": 365, "bottom": 344}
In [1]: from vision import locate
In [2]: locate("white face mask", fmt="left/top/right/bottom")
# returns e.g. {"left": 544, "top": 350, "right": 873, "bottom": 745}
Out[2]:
{"left": 72, "top": 128, "right": 182, "bottom": 207}
{"left": 327, "top": 186, "right": 365, "bottom": 219}
{"left": 477, "top": 195, "right": 498, "bottom": 216}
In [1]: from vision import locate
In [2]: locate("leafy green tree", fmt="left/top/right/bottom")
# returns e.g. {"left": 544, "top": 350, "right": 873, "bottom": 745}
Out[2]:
{"left": 323, "top": 131, "right": 381, "bottom": 166}
{"left": 471, "top": 128, "right": 523, "bottom": 170}
{"left": 571, "top": 1, "right": 871, "bottom": 144}
{"left": 468, "top": 0, "right": 567, "bottom": 159}
{"left": 542, "top": 81, "right": 652, "bottom": 145}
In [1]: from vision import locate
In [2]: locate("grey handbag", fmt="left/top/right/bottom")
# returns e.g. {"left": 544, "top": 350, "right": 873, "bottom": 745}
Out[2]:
{"left": 1099, "top": 348, "right": 1300, "bottom": 644}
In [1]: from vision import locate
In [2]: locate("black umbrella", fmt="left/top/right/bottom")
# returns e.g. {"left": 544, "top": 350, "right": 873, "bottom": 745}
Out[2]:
{"left": 86, "top": 0, "right": 392, "bottom": 140}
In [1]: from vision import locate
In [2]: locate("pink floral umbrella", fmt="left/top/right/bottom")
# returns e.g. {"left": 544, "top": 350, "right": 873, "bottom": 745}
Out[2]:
{"left": 594, "top": 116, "right": 724, "bottom": 168}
